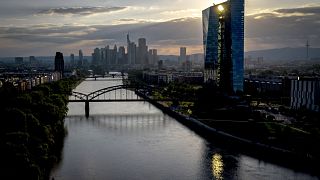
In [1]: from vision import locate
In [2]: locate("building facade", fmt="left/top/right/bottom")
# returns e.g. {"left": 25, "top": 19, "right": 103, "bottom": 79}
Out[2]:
{"left": 54, "top": 52, "right": 64, "bottom": 77}
{"left": 203, "top": 0, "right": 244, "bottom": 93}
{"left": 137, "top": 38, "right": 148, "bottom": 65}
{"left": 79, "top": 50, "right": 83, "bottom": 66}
{"left": 179, "top": 47, "right": 187, "bottom": 65}
{"left": 291, "top": 78, "right": 320, "bottom": 112}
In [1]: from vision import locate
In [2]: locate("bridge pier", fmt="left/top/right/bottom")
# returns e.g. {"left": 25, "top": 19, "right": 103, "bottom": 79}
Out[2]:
{"left": 85, "top": 101, "right": 90, "bottom": 118}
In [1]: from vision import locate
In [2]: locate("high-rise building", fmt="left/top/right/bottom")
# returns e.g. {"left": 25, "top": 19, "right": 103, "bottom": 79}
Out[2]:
{"left": 79, "top": 50, "right": 83, "bottom": 66}
{"left": 138, "top": 38, "right": 148, "bottom": 65}
{"left": 130, "top": 43, "right": 136, "bottom": 65}
{"left": 92, "top": 48, "right": 101, "bottom": 65}
{"left": 118, "top": 46, "right": 126, "bottom": 65}
{"left": 54, "top": 52, "right": 64, "bottom": 77}
{"left": 15, "top": 57, "right": 23, "bottom": 64}
{"left": 203, "top": 0, "right": 244, "bottom": 93}
{"left": 179, "top": 47, "right": 187, "bottom": 65}
{"left": 101, "top": 47, "right": 106, "bottom": 65}
{"left": 148, "top": 50, "right": 153, "bottom": 66}
{"left": 148, "top": 49, "right": 158, "bottom": 66}
{"left": 112, "top": 45, "right": 118, "bottom": 65}
{"left": 152, "top": 49, "right": 158, "bottom": 65}
{"left": 291, "top": 78, "right": 320, "bottom": 112}
{"left": 29, "top": 56, "right": 37, "bottom": 66}
{"left": 70, "top": 54, "right": 75, "bottom": 66}
{"left": 106, "top": 45, "right": 111, "bottom": 65}
{"left": 127, "top": 33, "right": 136, "bottom": 65}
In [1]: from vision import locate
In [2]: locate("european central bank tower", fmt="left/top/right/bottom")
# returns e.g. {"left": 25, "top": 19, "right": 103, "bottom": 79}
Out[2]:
{"left": 203, "top": 0, "right": 244, "bottom": 93}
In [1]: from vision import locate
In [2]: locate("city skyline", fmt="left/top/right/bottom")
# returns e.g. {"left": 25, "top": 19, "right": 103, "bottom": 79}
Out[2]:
{"left": 0, "top": 0, "right": 319, "bottom": 56}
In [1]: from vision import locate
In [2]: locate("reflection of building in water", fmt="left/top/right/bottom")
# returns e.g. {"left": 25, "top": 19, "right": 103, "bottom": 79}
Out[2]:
{"left": 212, "top": 153, "right": 224, "bottom": 180}
{"left": 66, "top": 113, "right": 170, "bottom": 133}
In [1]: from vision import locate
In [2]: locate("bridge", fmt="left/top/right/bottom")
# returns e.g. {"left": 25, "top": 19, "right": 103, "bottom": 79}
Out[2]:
{"left": 69, "top": 85, "right": 186, "bottom": 117}
{"left": 86, "top": 74, "right": 127, "bottom": 80}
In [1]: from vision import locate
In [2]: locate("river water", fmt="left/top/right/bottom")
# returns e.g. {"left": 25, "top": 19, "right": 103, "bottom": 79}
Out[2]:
{"left": 51, "top": 78, "right": 318, "bottom": 180}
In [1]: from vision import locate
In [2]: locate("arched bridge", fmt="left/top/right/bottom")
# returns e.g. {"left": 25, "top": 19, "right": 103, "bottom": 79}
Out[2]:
{"left": 86, "top": 74, "right": 127, "bottom": 80}
{"left": 69, "top": 85, "right": 154, "bottom": 102}
{"left": 68, "top": 85, "right": 187, "bottom": 117}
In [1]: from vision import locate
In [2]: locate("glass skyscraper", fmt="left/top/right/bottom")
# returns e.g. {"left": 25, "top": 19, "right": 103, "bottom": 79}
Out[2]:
{"left": 203, "top": 0, "right": 244, "bottom": 93}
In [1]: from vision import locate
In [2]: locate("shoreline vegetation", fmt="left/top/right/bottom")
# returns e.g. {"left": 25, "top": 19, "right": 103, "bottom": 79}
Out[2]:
{"left": 0, "top": 77, "right": 82, "bottom": 179}
{"left": 128, "top": 71, "right": 320, "bottom": 174}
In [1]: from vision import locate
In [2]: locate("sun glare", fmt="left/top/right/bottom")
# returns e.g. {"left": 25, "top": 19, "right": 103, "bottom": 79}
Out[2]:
{"left": 218, "top": 5, "right": 225, "bottom": 12}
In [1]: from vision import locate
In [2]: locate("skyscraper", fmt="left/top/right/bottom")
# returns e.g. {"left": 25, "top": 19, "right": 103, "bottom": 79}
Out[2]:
{"left": 138, "top": 38, "right": 148, "bottom": 65}
{"left": 148, "top": 49, "right": 158, "bottom": 66}
{"left": 92, "top": 48, "right": 101, "bottom": 65}
{"left": 118, "top": 46, "right": 126, "bottom": 65}
{"left": 127, "top": 33, "right": 136, "bottom": 65}
{"left": 79, "top": 50, "right": 83, "bottom": 66}
{"left": 112, "top": 45, "right": 118, "bottom": 65}
{"left": 203, "top": 0, "right": 244, "bottom": 93}
{"left": 55, "top": 52, "right": 64, "bottom": 77}
{"left": 179, "top": 47, "right": 187, "bottom": 65}
{"left": 70, "top": 54, "right": 75, "bottom": 66}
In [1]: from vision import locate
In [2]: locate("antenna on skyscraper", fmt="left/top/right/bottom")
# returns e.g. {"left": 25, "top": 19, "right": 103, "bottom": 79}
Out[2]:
{"left": 306, "top": 40, "right": 310, "bottom": 60}
{"left": 127, "top": 32, "right": 130, "bottom": 44}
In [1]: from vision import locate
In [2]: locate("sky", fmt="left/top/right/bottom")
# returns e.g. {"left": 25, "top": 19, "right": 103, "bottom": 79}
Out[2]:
{"left": 0, "top": 0, "right": 319, "bottom": 56}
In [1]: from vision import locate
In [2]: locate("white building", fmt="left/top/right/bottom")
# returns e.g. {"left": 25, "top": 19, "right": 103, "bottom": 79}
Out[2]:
{"left": 291, "top": 78, "right": 320, "bottom": 112}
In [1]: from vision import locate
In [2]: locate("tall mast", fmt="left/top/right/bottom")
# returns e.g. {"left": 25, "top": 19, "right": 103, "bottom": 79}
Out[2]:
{"left": 306, "top": 40, "right": 310, "bottom": 60}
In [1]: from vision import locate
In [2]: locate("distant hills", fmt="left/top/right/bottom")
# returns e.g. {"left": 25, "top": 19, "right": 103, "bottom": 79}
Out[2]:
{"left": 245, "top": 47, "right": 320, "bottom": 62}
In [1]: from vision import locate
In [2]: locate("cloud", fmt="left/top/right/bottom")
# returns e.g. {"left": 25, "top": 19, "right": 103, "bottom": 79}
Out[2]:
{"left": 1, "top": 5, "right": 320, "bottom": 56}
{"left": 250, "top": 6, "right": 320, "bottom": 18}
{"left": 37, "top": 6, "right": 126, "bottom": 16}
{"left": 0, "top": 17, "right": 202, "bottom": 56}
{"left": 275, "top": 6, "right": 320, "bottom": 14}
{"left": 246, "top": 6, "right": 320, "bottom": 50}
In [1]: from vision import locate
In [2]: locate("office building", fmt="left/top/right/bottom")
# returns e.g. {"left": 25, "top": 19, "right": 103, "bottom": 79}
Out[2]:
{"left": 15, "top": 57, "right": 23, "bottom": 64}
{"left": 127, "top": 33, "right": 137, "bottom": 65}
{"left": 79, "top": 50, "right": 84, "bottom": 66}
{"left": 179, "top": 47, "right": 187, "bottom": 65}
{"left": 29, "top": 56, "right": 37, "bottom": 66}
{"left": 92, "top": 48, "right": 101, "bottom": 65}
{"left": 148, "top": 49, "right": 158, "bottom": 66}
{"left": 101, "top": 47, "right": 106, "bottom": 65}
{"left": 70, "top": 54, "right": 75, "bottom": 66}
{"left": 54, "top": 52, "right": 64, "bottom": 77}
{"left": 138, "top": 38, "right": 148, "bottom": 65}
{"left": 112, "top": 45, "right": 118, "bottom": 65}
{"left": 118, "top": 46, "right": 126, "bottom": 65}
{"left": 291, "top": 78, "right": 320, "bottom": 112}
{"left": 203, "top": 0, "right": 244, "bottom": 93}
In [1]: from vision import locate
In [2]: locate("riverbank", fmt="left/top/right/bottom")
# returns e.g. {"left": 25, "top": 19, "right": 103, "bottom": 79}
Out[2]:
{"left": 0, "top": 77, "right": 82, "bottom": 180}
{"left": 136, "top": 91, "right": 320, "bottom": 175}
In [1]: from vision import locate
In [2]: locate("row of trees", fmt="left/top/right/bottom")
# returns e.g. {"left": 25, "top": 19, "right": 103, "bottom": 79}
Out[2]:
{"left": 0, "top": 77, "right": 80, "bottom": 179}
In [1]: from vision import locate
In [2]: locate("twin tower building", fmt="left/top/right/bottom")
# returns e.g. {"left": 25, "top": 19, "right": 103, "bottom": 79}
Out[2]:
{"left": 203, "top": 0, "right": 244, "bottom": 93}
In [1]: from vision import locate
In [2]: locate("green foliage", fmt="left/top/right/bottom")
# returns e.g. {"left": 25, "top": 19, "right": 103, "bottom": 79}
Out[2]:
{"left": 0, "top": 77, "right": 80, "bottom": 179}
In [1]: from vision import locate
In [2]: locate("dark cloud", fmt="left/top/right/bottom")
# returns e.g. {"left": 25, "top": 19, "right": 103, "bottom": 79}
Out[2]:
{"left": 275, "top": 6, "right": 320, "bottom": 14}
{"left": 246, "top": 6, "right": 320, "bottom": 50}
{"left": 37, "top": 6, "right": 126, "bottom": 16}
{"left": 1, "top": 5, "right": 320, "bottom": 56}
{"left": 0, "top": 17, "right": 201, "bottom": 45}
{"left": 118, "top": 19, "right": 137, "bottom": 22}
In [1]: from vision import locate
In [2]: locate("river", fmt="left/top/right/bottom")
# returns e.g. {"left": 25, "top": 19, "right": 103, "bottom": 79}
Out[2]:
{"left": 50, "top": 78, "right": 319, "bottom": 180}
